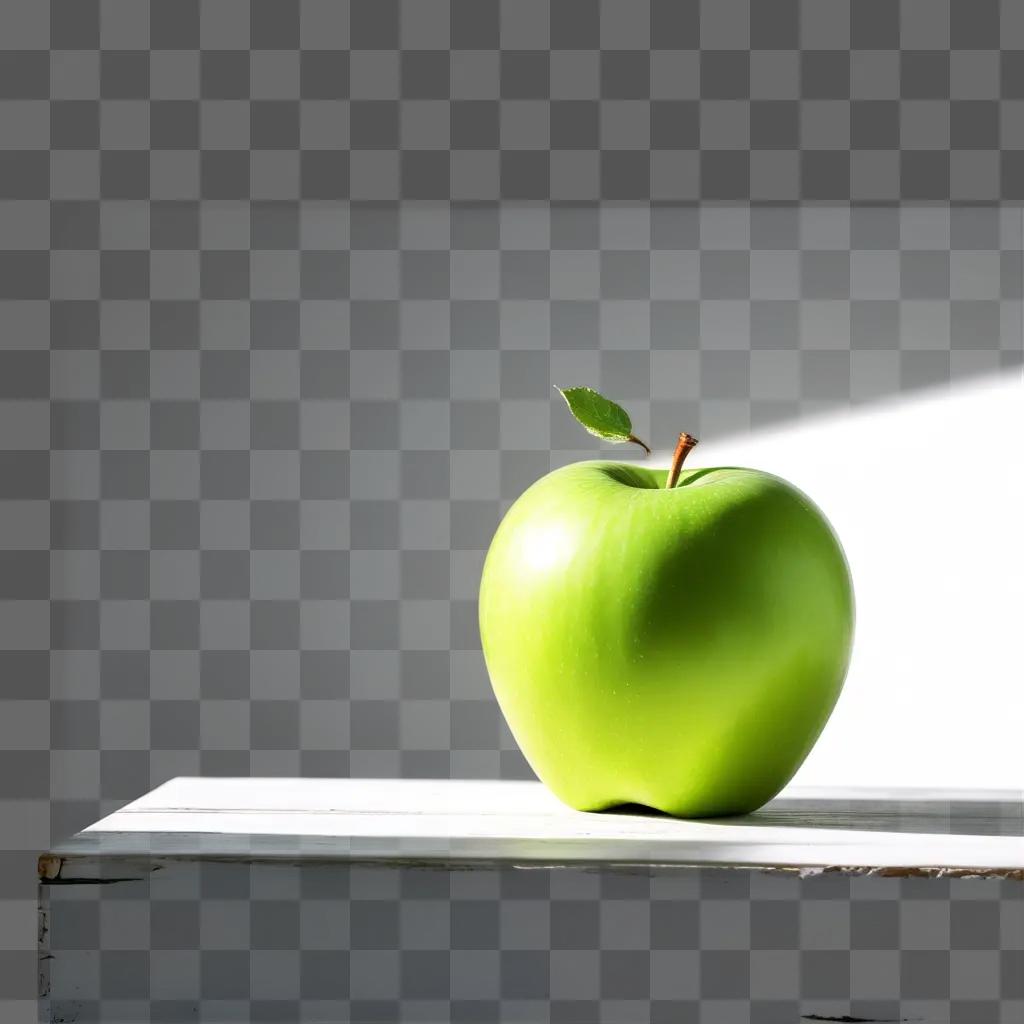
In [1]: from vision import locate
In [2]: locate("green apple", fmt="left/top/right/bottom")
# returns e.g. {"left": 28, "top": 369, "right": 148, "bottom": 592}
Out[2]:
{"left": 479, "top": 458, "right": 854, "bottom": 818}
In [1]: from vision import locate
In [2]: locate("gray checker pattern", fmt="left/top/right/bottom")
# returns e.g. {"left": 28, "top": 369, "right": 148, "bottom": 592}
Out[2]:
{"left": 18, "top": 200, "right": 1024, "bottom": 1020}
{"left": 4, "top": 0, "right": 1024, "bottom": 202}
{"left": 34, "top": 201, "right": 1024, "bottom": 843}
{"left": 1, "top": 0, "right": 1024, "bottom": 1015}
{"left": 41, "top": 863, "right": 1024, "bottom": 1023}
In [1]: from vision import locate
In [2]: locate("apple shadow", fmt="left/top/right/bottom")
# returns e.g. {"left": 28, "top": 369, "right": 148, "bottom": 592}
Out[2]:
{"left": 599, "top": 796, "right": 1023, "bottom": 838}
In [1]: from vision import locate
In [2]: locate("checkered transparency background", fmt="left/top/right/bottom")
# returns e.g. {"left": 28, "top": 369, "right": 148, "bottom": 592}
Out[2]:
{"left": 40, "top": 863, "right": 1024, "bottom": 1024}
{"left": 7, "top": 0, "right": 1024, "bottom": 201}
{"left": 3, "top": 0, "right": 1024, "bottom": 1016}
{"left": 34, "top": 198, "right": 1024, "bottom": 837}
{"left": 9, "top": 198, "right": 1024, "bottom": 1020}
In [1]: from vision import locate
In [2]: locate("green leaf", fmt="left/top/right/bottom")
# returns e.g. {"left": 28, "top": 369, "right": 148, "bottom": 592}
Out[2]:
{"left": 555, "top": 386, "right": 634, "bottom": 443}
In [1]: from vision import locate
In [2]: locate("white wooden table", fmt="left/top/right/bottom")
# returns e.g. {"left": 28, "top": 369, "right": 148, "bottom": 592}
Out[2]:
{"left": 38, "top": 779, "right": 1024, "bottom": 1024}
{"left": 42, "top": 777, "right": 1024, "bottom": 879}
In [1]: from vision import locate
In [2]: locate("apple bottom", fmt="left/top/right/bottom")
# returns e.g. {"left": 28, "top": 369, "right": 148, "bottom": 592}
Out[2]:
{"left": 500, "top": 657, "right": 844, "bottom": 819}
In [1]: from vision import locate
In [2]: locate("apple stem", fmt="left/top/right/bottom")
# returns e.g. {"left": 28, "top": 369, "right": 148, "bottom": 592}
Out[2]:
{"left": 666, "top": 432, "right": 699, "bottom": 489}
{"left": 627, "top": 434, "right": 652, "bottom": 456}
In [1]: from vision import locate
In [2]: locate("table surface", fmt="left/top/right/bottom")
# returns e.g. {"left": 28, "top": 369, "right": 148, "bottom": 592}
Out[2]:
{"left": 41, "top": 777, "right": 1024, "bottom": 881}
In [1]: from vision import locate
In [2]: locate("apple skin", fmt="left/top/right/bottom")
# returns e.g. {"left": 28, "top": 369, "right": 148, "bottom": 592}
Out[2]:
{"left": 478, "top": 461, "right": 854, "bottom": 818}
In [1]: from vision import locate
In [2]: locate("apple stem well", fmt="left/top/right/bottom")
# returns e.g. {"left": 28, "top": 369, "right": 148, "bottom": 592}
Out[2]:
{"left": 666, "top": 432, "right": 700, "bottom": 489}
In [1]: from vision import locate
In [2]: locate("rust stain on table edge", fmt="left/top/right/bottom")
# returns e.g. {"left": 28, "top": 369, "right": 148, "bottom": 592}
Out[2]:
{"left": 37, "top": 856, "right": 61, "bottom": 881}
